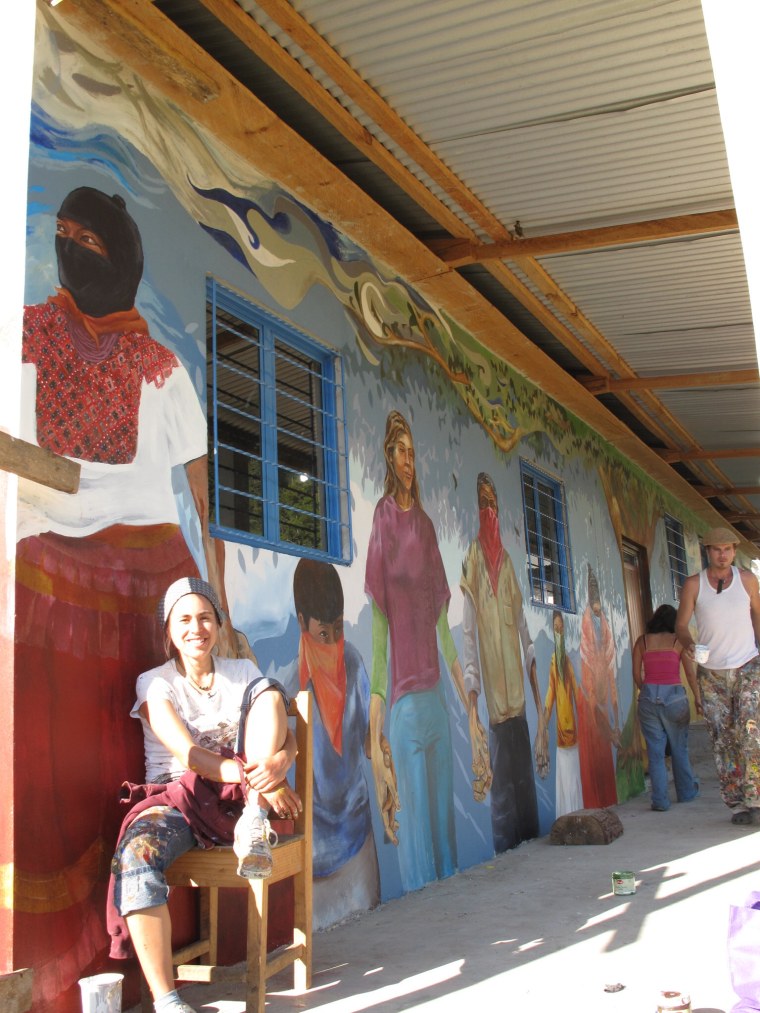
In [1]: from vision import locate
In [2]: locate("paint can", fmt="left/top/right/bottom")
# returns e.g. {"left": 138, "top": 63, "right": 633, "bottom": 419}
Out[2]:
{"left": 78, "top": 973, "right": 124, "bottom": 1013}
{"left": 611, "top": 870, "right": 636, "bottom": 895}
{"left": 655, "top": 989, "right": 691, "bottom": 1012}
{"left": 694, "top": 644, "right": 710, "bottom": 665}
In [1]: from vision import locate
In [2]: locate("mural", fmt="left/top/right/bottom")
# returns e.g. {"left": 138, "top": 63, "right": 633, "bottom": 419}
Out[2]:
{"left": 460, "top": 471, "right": 544, "bottom": 852}
{"left": 282, "top": 559, "right": 380, "bottom": 928}
{"left": 8, "top": 9, "right": 714, "bottom": 1011}
{"left": 16, "top": 185, "right": 212, "bottom": 1009}
{"left": 542, "top": 610, "right": 584, "bottom": 818}
{"left": 364, "top": 410, "right": 464, "bottom": 892}
{"left": 577, "top": 565, "right": 620, "bottom": 808}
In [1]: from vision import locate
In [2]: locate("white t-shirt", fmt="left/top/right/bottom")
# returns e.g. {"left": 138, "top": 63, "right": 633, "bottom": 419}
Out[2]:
{"left": 18, "top": 360, "right": 206, "bottom": 541}
{"left": 131, "top": 656, "right": 262, "bottom": 783}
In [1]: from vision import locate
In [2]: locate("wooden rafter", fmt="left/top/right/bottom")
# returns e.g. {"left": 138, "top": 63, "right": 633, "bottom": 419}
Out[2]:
{"left": 427, "top": 210, "right": 739, "bottom": 266}
{"left": 659, "top": 447, "right": 760, "bottom": 463}
{"left": 237, "top": 0, "right": 745, "bottom": 501}
{"left": 725, "top": 513, "right": 760, "bottom": 522}
{"left": 697, "top": 486, "right": 760, "bottom": 497}
{"left": 581, "top": 368, "right": 759, "bottom": 394}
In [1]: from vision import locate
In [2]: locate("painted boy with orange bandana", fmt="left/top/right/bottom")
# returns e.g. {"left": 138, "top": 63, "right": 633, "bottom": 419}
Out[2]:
{"left": 281, "top": 559, "right": 380, "bottom": 929}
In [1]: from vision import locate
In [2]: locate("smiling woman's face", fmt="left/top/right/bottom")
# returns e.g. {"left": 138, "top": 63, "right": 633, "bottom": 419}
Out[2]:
{"left": 167, "top": 593, "right": 219, "bottom": 663}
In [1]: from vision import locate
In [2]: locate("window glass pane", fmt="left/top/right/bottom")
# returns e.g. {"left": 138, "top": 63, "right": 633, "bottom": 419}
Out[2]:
{"left": 520, "top": 461, "right": 573, "bottom": 610}
{"left": 207, "top": 305, "right": 264, "bottom": 536}
{"left": 275, "top": 339, "right": 327, "bottom": 551}
{"left": 664, "top": 515, "right": 688, "bottom": 599}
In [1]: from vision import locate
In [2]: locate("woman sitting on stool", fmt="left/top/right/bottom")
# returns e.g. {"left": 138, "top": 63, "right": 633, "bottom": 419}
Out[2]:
{"left": 110, "top": 576, "right": 300, "bottom": 1013}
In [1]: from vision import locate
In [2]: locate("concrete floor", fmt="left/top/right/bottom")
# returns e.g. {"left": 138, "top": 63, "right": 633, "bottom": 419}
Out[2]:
{"left": 131, "top": 724, "right": 760, "bottom": 1013}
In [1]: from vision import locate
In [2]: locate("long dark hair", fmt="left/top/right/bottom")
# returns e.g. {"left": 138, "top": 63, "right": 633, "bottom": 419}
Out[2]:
{"left": 646, "top": 604, "right": 677, "bottom": 635}
{"left": 382, "top": 409, "right": 421, "bottom": 506}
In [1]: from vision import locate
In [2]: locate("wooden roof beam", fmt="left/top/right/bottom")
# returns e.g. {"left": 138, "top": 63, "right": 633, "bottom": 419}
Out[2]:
{"left": 696, "top": 485, "right": 760, "bottom": 497}
{"left": 427, "top": 210, "right": 739, "bottom": 267}
{"left": 581, "top": 367, "right": 759, "bottom": 394}
{"left": 724, "top": 513, "right": 760, "bottom": 522}
{"left": 659, "top": 447, "right": 760, "bottom": 463}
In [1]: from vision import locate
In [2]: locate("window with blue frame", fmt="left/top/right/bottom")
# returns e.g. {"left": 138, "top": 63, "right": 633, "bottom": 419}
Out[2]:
{"left": 206, "top": 279, "right": 351, "bottom": 563}
{"left": 664, "top": 514, "right": 689, "bottom": 600}
{"left": 520, "top": 460, "right": 574, "bottom": 610}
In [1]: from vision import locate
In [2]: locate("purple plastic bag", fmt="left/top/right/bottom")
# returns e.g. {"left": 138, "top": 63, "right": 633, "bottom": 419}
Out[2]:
{"left": 729, "top": 892, "right": 760, "bottom": 1013}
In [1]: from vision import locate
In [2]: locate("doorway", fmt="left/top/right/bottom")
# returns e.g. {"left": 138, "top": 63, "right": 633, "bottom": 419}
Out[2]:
{"left": 622, "top": 538, "right": 652, "bottom": 646}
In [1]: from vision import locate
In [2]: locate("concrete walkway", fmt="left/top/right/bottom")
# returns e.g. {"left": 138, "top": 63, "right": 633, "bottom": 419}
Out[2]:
{"left": 132, "top": 724, "right": 760, "bottom": 1013}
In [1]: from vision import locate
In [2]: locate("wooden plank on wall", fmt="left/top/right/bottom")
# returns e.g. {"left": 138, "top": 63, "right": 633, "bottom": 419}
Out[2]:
{"left": 0, "top": 431, "right": 80, "bottom": 493}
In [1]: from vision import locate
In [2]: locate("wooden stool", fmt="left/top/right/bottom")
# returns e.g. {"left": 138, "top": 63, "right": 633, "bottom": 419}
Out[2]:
{"left": 142, "top": 691, "right": 313, "bottom": 1013}
{"left": 0, "top": 969, "right": 33, "bottom": 1013}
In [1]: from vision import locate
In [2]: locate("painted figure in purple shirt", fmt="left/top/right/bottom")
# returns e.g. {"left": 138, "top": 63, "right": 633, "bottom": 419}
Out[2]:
{"left": 364, "top": 410, "right": 469, "bottom": 892}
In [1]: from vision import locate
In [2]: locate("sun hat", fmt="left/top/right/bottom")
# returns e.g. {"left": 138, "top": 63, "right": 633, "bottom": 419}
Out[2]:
{"left": 701, "top": 526, "right": 739, "bottom": 548}
{"left": 157, "top": 576, "right": 228, "bottom": 627}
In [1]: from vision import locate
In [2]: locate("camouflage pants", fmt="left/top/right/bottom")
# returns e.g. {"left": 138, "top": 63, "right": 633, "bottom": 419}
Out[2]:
{"left": 698, "top": 655, "right": 760, "bottom": 811}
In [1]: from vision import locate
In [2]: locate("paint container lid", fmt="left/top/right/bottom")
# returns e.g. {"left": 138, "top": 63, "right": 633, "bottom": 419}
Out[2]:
{"left": 656, "top": 989, "right": 691, "bottom": 1012}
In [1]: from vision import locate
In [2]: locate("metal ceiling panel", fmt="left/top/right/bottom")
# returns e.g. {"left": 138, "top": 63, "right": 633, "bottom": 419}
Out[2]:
{"left": 172, "top": 0, "right": 758, "bottom": 542}
{"left": 539, "top": 234, "right": 755, "bottom": 373}
{"left": 270, "top": 0, "right": 729, "bottom": 232}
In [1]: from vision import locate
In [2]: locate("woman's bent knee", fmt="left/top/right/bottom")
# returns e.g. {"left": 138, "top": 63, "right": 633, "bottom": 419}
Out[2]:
{"left": 112, "top": 806, "right": 195, "bottom": 917}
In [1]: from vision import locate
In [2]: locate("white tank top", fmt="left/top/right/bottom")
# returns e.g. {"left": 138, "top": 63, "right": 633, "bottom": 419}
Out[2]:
{"left": 694, "top": 566, "right": 757, "bottom": 669}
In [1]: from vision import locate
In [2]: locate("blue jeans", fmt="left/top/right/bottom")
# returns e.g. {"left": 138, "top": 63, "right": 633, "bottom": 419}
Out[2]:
{"left": 637, "top": 683, "right": 698, "bottom": 810}
{"left": 389, "top": 681, "right": 456, "bottom": 892}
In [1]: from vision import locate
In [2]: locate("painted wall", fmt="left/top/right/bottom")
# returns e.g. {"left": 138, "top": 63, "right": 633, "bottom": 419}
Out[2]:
{"left": 9, "top": 9, "right": 712, "bottom": 1011}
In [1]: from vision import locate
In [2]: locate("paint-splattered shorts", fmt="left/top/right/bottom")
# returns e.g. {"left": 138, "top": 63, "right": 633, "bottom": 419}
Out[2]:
{"left": 111, "top": 806, "right": 196, "bottom": 917}
{"left": 699, "top": 654, "right": 760, "bottom": 811}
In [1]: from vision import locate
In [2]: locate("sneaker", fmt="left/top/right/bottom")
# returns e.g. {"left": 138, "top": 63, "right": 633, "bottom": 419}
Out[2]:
{"left": 233, "top": 806, "right": 277, "bottom": 879}
{"left": 154, "top": 997, "right": 197, "bottom": 1013}
{"left": 730, "top": 808, "right": 753, "bottom": 825}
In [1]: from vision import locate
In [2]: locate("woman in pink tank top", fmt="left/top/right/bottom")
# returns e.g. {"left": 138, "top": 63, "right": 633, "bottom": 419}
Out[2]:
{"left": 633, "top": 605, "right": 702, "bottom": 811}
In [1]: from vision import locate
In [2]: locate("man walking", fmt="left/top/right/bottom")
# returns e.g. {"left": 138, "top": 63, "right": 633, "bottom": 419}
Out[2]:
{"left": 676, "top": 527, "right": 760, "bottom": 824}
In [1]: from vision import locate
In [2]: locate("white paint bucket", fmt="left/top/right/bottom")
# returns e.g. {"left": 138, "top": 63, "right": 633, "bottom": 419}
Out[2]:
{"left": 78, "top": 973, "right": 124, "bottom": 1013}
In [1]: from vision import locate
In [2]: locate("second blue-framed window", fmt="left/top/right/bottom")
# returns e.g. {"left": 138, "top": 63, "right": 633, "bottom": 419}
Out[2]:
{"left": 520, "top": 460, "right": 574, "bottom": 610}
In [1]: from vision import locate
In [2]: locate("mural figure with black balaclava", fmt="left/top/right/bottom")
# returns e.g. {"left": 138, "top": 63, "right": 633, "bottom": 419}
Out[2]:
{"left": 16, "top": 186, "right": 235, "bottom": 1001}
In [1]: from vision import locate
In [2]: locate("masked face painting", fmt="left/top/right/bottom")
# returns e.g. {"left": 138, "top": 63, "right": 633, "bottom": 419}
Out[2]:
{"left": 55, "top": 187, "right": 144, "bottom": 317}
{"left": 298, "top": 616, "right": 347, "bottom": 755}
{"left": 477, "top": 473, "right": 504, "bottom": 594}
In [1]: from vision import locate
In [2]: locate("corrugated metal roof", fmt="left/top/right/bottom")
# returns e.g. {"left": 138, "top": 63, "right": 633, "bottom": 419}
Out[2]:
{"left": 539, "top": 234, "right": 754, "bottom": 374}
{"left": 170, "top": 0, "right": 759, "bottom": 542}
{"left": 276, "top": 0, "right": 730, "bottom": 232}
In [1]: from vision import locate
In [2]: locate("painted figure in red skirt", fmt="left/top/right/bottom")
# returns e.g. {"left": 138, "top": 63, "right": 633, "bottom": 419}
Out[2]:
{"left": 16, "top": 186, "right": 226, "bottom": 1011}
